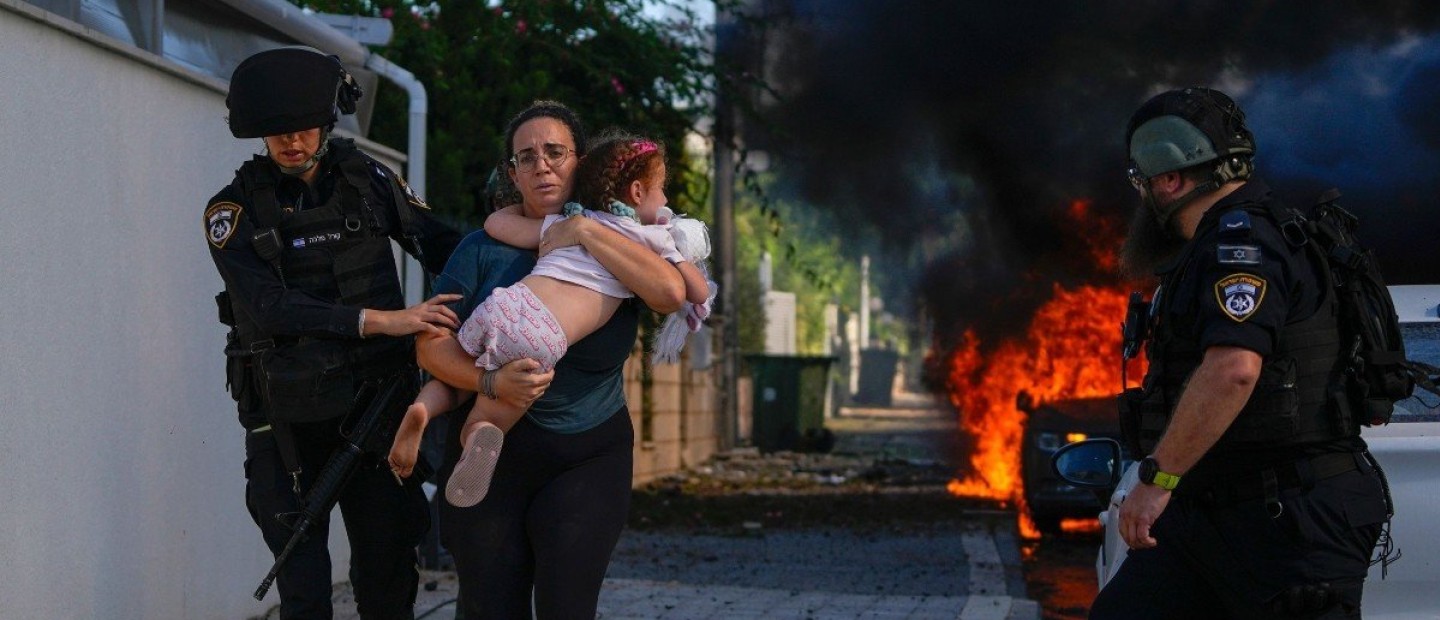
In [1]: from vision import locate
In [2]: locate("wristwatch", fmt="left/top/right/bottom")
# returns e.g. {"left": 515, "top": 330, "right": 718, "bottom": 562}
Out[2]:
{"left": 1138, "top": 456, "right": 1182, "bottom": 491}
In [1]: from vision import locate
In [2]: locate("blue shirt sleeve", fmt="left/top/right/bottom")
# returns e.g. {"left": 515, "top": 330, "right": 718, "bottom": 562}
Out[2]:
{"left": 433, "top": 229, "right": 536, "bottom": 322}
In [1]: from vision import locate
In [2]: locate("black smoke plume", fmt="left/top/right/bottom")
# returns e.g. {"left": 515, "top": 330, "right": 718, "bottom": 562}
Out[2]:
{"left": 733, "top": 0, "right": 1440, "bottom": 351}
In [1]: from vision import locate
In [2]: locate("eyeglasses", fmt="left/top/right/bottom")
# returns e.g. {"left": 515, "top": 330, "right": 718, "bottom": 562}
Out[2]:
{"left": 510, "top": 143, "right": 574, "bottom": 173}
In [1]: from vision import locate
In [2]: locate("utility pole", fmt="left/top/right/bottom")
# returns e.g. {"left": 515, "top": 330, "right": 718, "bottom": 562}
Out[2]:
{"left": 713, "top": 5, "right": 739, "bottom": 451}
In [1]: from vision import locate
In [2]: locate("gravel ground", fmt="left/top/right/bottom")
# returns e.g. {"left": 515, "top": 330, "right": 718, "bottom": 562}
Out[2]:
{"left": 614, "top": 430, "right": 1029, "bottom": 604}
{"left": 261, "top": 399, "right": 1048, "bottom": 619}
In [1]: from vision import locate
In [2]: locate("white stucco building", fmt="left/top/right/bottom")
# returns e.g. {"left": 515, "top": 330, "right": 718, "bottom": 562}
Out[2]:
{"left": 0, "top": 0, "right": 419, "bottom": 616}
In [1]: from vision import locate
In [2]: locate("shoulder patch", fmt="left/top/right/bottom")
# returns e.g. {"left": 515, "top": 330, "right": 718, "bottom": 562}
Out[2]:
{"left": 205, "top": 202, "right": 243, "bottom": 249}
{"left": 1214, "top": 273, "right": 1266, "bottom": 322}
{"left": 396, "top": 174, "right": 430, "bottom": 210}
{"left": 1217, "top": 244, "right": 1262, "bottom": 265}
{"left": 369, "top": 161, "right": 390, "bottom": 179}
{"left": 1218, "top": 210, "right": 1252, "bottom": 238}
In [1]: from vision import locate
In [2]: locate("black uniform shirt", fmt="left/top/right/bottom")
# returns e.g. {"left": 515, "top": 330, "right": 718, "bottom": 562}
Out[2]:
{"left": 1160, "top": 178, "right": 1359, "bottom": 469}
{"left": 205, "top": 148, "right": 462, "bottom": 339}
{"left": 1161, "top": 178, "right": 1325, "bottom": 359}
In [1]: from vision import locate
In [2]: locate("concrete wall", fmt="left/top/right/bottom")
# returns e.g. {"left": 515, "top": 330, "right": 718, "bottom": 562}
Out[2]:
{"left": 627, "top": 343, "right": 722, "bottom": 485}
{"left": 0, "top": 5, "right": 405, "bottom": 617}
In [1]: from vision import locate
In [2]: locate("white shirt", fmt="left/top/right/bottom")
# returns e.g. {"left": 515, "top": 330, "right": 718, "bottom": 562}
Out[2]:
{"left": 528, "top": 209, "right": 685, "bottom": 299}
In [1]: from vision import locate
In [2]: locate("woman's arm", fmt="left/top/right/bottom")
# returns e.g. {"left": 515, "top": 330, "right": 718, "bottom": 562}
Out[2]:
{"left": 483, "top": 205, "right": 543, "bottom": 250}
{"left": 542, "top": 217, "right": 686, "bottom": 314}
{"left": 674, "top": 261, "right": 710, "bottom": 305}
{"left": 416, "top": 332, "right": 555, "bottom": 410}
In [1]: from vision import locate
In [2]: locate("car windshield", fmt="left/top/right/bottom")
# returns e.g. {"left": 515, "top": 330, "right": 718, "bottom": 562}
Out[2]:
{"left": 1393, "top": 322, "right": 1440, "bottom": 422}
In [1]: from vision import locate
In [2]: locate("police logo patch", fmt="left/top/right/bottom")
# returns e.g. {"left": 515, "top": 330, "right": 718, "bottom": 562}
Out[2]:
{"left": 1217, "top": 244, "right": 1262, "bottom": 265}
{"left": 205, "top": 202, "right": 242, "bottom": 249}
{"left": 397, "top": 175, "right": 430, "bottom": 210}
{"left": 1215, "top": 273, "right": 1267, "bottom": 322}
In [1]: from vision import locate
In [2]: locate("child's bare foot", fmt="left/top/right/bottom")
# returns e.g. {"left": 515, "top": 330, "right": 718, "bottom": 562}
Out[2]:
{"left": 445, "top": 421, "right": 504, "bottom": 508}
{"left": 387, "top": 403, "right": 429, "bottom": 479}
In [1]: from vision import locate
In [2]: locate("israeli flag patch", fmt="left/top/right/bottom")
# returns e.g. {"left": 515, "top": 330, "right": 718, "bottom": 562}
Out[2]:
{"left": 1215, "top": 273, "right": 1267, "bottom": 322}
{"left": 1217, "top": 244, "right": 1262, "bottom": 265}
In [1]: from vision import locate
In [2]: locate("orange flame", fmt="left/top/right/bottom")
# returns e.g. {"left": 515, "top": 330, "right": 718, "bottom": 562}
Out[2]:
{"left": 945, "top": 284, "right": 1133, "bottom": 501}
{"left": 942, "top": 198, "right": 1144, "bottom": 538}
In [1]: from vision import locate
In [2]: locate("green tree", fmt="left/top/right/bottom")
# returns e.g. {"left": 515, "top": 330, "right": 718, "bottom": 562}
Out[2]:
{"left": 733, "top": 175, "right": 861, "bottom": 355}
{"left": 300, "top": 0, "right": 721, "bottom": 225}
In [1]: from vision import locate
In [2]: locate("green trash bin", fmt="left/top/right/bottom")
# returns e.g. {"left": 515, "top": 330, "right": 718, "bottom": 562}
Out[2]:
{"left": 853, "top": 347, "right": 900, "bottom": 406}
{"left": 744, "top": 355, "right": 836, "bottom": 452}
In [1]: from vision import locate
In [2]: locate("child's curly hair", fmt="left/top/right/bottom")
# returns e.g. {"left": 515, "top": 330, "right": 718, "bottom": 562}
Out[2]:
{"left": 574, "top": 129, "right": 667, "bottom": 213}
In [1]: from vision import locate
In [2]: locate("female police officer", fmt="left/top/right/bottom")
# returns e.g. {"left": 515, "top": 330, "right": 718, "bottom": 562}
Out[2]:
{"left": 206, "top": 47, "right": 463, "bottom": 619}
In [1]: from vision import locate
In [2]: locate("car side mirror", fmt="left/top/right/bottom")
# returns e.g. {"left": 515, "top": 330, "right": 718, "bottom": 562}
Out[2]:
{"left": 1051, "top": 438, "right": 1122, "bottom": 488}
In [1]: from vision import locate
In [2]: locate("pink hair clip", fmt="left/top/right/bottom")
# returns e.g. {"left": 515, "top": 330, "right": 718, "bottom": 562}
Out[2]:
{"left": 631, "top": 140, "right": 658, "bottom": 156}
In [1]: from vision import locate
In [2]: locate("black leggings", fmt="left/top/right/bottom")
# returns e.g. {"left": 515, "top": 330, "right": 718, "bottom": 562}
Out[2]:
{"left": 439, "top": 407, "right": 634, "bottom": 619}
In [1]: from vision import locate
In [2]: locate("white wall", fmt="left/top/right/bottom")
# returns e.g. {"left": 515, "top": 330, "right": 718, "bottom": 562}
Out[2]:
{"left": 0, "top": 5, "right": 404, "bottom": 617}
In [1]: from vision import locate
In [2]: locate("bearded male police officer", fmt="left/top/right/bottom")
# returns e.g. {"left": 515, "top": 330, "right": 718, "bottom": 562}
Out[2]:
{"left": 1094, "top": 88, "right": 1390, "bottom": 619}
{"left": 208, "top": 48, "right": 462, "bottom": 619}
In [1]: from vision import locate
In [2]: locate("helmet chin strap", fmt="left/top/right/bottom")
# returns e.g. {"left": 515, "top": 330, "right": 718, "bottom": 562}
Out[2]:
{"left": 272, "top": 130, "right": 331, "bottom": 176}
{"left": 1146, "top": 157, "right": 1253, "bottom": 231}
{"left": 1147, "top": 179, "right": 1217, "bottom": 233}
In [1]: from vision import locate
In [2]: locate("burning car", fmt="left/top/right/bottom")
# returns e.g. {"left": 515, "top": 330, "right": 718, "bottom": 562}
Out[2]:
{"left": 1018, "top": 393, "right": 1121, "bottom": 535}
{"left": 1054, "top": 285, "right": 1440, "bottom": 617}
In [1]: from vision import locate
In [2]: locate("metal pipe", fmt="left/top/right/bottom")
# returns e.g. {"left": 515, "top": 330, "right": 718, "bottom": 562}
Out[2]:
{"left": 365, "top": 54, "right": 426, "bottom": 198}
{"left": 211, "top": 0, "right": 367, "bottom": 66}
{"left": 713, "top": 9, "right": 739, "bottom": 452}
{"left": 365, "top": 53, "right": 428, "bottom": 305}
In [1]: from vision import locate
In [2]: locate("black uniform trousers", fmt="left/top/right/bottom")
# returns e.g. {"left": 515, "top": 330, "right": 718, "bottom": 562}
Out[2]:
{"left": 1091, "top": 454, "right": 1387, "bottom": 620}
{"left": 245, "top": 419, "right": 430, "bottom": 620}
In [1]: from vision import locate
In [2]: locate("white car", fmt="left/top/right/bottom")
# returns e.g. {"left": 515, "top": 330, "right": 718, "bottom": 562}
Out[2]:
{"left": 1054, "top": 285, "right": 1440, "bottom": 617}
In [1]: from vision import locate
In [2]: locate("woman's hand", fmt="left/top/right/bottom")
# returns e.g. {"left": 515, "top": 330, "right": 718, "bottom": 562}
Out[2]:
{"left": 543, "top": 216, "right": 685, "bottom": 312}
{"left": 539, "top": 216, "right": 592, "bottom": 257}
{"left": 363, "top": 293, "right": 462, "bottom": 337}
{"left": 490, "top": 358, "right": 555, "bottom": 410}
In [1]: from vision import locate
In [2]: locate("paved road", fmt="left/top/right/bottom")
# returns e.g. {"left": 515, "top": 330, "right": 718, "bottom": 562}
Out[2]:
{"left": 278, "top": 394, "right": 1041, "bottom": 620}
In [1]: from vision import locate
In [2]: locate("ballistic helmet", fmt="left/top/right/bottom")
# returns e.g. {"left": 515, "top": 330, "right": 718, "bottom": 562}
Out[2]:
{"left": 226, "top": 47, "right": 363, "bottom": 139}
{"left": 1125, "top": 87, "right": 1255, "bottom": 181}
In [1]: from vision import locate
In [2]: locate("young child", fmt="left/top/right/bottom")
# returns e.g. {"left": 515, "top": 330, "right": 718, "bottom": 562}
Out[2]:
{"left": 388, "top": 133, "right": 714, "bottom": 507}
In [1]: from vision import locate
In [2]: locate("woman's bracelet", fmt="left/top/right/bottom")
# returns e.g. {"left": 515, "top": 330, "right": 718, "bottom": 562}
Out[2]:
{"left": 479, "top": 368, "right": 498, "bottom": 400}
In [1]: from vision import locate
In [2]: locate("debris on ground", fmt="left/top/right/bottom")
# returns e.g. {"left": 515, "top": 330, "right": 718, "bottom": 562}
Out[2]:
{"left": 629, "top": 447, "right": 999, "bottom": 533}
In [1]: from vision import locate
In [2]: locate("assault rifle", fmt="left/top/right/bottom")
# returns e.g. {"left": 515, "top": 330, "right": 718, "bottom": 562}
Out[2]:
{"left": 253, "top": 370, "right": 413, "bottom": 600}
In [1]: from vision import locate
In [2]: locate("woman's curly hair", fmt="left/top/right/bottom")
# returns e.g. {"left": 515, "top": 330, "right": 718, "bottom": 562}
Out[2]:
{"left": 573, "top": 129, "right": 667, "bottom": 213}
{"left": 504, "top": 100, "right": 587, "bottom": 157}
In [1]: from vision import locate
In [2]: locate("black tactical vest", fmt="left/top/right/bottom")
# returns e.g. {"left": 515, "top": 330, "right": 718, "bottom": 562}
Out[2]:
{"left": 1135, "top": 205, "right": 1349, "bottom": 454}
{"left": 229, "top": 140, "right": 411, "bottom": 421}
